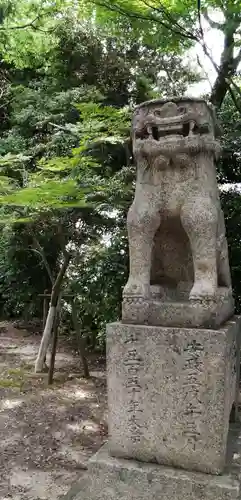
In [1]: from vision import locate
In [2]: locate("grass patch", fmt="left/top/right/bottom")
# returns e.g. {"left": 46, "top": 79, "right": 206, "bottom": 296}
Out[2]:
{"left": 7, "top": 367, "right": 26, "bottom": 377}
{"left": 0, "top": 367, "right": 27, "bottom": 388}
{"left": 0, "top": 378, "right": 22, "bottom": 388}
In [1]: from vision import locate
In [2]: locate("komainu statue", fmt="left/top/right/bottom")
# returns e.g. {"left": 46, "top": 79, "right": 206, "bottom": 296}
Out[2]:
{"left": 122, "top": 98, "right": 234, "bottom": 328}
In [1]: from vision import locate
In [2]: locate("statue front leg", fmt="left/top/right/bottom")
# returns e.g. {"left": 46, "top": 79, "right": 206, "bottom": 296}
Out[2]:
{"left": 181, "top": 197, "right": 218, "bottom": 300}
{"left": 123, "top": 198, "right": 160, "bottom": 299}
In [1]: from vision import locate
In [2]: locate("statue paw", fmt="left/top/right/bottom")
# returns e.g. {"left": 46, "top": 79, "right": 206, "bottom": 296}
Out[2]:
{"left": 189, "top": 280, "right": 216, "bottom": 301}
{"left": 123, "top": 280, "right": 150, "bottom": 299}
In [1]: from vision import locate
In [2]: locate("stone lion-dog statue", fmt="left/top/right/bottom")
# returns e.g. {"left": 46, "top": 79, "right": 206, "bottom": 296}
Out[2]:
{"left": 122, "top": 98, "right": 234, "bottom": 328}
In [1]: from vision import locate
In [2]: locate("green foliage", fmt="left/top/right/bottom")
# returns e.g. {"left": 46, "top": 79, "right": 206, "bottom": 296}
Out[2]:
{"left": 0, "top": 99, "right": 133, "bottom": 224}
{"left": 1, "top": 0, "right": 241, "bottom": 353}
{"left": 221, "top": 190, "right": 241, "bottom": 313}
{"left": 84, "top": 0, "right": 196, "bottom": 51}
{"left": 0, "top": 224, "right": 57, "bottom": 317}
{"left": 0, "top": 0, "right": 74, "bottom": 67}
{"left": 217, "top": 95, "right": 241, "bottom": 183}
{"left": 0, "top": 83, "right": 102, "bottom": 166}
{"left": 68, "top": 229, "right": 128, "bottom": 350}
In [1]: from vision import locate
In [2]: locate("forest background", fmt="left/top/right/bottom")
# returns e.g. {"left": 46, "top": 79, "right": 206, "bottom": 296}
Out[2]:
{"left": 0, "top": 0, "right": 240, "bottom": 355}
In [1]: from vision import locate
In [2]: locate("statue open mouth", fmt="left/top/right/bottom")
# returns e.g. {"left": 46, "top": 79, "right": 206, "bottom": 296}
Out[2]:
{"left": 132, "top": 100, "right": 220, "bottom": 159}
{"left": 135, "top": 120, "right": 209, "bottom": 141}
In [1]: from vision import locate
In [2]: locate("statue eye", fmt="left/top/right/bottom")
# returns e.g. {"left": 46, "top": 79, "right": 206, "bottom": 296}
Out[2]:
{"left": 178, "top": 106, "right": 186, "bottom": 114}
{"left": 154, "top": 109, "right": 161, "bottom": 116}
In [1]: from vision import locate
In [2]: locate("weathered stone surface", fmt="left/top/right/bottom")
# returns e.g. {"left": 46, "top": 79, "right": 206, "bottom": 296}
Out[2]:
{"left": 122, "top": 286, "right": 234, "bottom": 328}
{"left": 107, "top": 318, "right": 240, "bottom": 474}
{"left": 60, "top": 444, "right": 240, "bottom": 500}
{"left": 122, "top": 98, "right": 234, "bottom": 326}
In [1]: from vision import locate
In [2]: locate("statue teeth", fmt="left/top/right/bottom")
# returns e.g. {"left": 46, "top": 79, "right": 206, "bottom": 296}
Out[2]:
{"left": 189, "top": 120, "right": 195, "bottom": 136}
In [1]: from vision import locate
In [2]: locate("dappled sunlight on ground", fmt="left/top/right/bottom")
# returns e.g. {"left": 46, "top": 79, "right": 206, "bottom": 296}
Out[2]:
{"left": 66, "top": 419, "right": 101, "bottom": 433}
{"left": 0, "top": 322, "right": 107, "bottom": 500}
{"left": 56, "top": 386, "right": 93, "bottom": 401}
{"left": 0, "top": 398, "right": 24, "bottom": 410}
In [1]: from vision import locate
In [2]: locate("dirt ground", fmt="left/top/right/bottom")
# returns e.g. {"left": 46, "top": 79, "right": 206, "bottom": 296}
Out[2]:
{"left": 0, "top": 322, "right": 107, "bottom": 500}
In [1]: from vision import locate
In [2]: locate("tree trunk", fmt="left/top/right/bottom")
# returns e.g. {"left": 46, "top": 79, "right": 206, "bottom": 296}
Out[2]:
{"left": 42, "top": 289, "right": 49, "bottom": 369}
{"left": 42, "top": 289, "right": 49, "bottom": 330}
{"left": 34, "top": 252, "right": 71, "bottom": 373}
{"left": 71, "top": 302, "right": 90, "bottom": 378}
{"left": 35, "top": 306, "right": 56, "bottom": 373}
{"left": 48, "top": 299, "right": 61, "bottom": 385}
{"left": 210, "top": 26, "right": 241, "bottom": 109}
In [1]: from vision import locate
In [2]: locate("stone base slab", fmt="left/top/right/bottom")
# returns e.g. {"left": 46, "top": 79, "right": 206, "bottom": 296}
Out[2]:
{"left": 61, "top": 444, "right": 240, "bottom": 500}
{"left": 107, "top": 318, "right": 240, "bottom": 474}
{"left": 122, "top": 287, "right": 234, "bottom": 328}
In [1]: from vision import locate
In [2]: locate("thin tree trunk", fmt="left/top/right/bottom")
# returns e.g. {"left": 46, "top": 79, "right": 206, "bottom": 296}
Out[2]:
{"left": 71, "top": 302, "right": 90, "bottom": 378}
{"left": 42, "top": 289, "right": 49, "bottom": 330}
{"left": 35, "top": 306, "right": 56, "bottom": 373}
{"left": 35, "top": 252, "right": 71, "bottom": 373}
{"left": 48, "top": 299, "right": 61, "bottom": 385}
{"left": 42, "top": 289, "right": 49, "bottom": 368}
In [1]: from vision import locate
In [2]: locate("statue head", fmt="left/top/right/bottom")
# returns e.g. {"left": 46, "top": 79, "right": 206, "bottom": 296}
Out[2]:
{"left": 132, "top": 98, "right": 221, "bottom": 161}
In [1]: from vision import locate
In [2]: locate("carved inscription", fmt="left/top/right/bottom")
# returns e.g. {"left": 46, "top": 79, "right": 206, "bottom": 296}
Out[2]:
{"left": 124, "top": 331, "right": 144, "bottom": 443}
{"left": 226, "top": 335, "right": 237, "bottom": 399}
{"left": 182, "top": 340, "right": 204, "bottom": 448}
{"left": 232, "top": 339, "right": 237, "bottom": 376}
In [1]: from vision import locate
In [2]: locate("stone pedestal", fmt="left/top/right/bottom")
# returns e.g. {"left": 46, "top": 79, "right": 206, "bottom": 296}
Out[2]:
{"left": 122, "top": 287, "right": 234, "bottom": 329}
{"left": 61, "top": 443, "right": 240, "bottom": 500}
{"left": 107, "top": 319, "right": 240, "bottom": 475}
{"left": 61, "top": 318, "right": 241, "bottom": 500}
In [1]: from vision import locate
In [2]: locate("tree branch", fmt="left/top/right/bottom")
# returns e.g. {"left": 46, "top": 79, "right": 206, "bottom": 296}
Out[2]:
{"left": 91, "top": 0, "right": 198, "bottom": 41}
{"left": 50, "top": 251, "right": 71, "bottom": 307}
{"left": 48, "top": 122, "right": 79, "bottom": 136}
{"left": 0, "top": 11, "right": 59, "bottom": 33}
{"left": 0, "top": 15, "right": 42, "bottom": 31}
{"left": 32, "top": 236, "right": 54, "bottom": 285}
{"left": 141, "top": 0, "right": 198, "bottom": 41}
{"left": 209, "top": 32, "right": 240, "bottom": 108}
{"left": 196, "top": 1, "right": 241, "bottom": 109}
{"left": 91, "top": 0, "right": 241, "bottom": 112}
{"left": 203, "top": 9, "right": 224, "bottom": 30}
{"left": 197, "top": 0, "right": 204, "bottom": 39}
